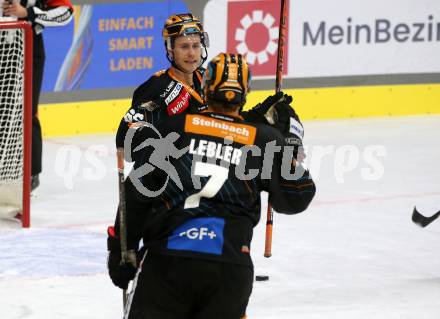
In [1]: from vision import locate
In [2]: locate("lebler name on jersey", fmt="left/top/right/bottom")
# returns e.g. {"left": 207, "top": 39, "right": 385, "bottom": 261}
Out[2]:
{"left": 189, "top": 139, "right": 243, "bottom": 165}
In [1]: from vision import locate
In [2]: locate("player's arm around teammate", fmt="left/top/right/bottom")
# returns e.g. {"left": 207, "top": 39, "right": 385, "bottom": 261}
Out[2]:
{"left": 111, "top": 53, "right": 315, "bottom": 319}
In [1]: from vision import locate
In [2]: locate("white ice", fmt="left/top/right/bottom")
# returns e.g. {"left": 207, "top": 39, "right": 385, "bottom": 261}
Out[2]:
{"left": 1, "top": 115, "right": 439, "bottom": 319}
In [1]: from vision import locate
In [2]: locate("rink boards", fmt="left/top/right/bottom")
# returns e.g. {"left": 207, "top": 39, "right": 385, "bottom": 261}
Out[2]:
{"left": 39, "top": 83, "right": 440, "bottom": 137}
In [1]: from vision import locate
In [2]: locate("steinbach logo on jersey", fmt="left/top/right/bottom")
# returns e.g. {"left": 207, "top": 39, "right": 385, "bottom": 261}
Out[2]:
{"left": 167, "top": 217, "right": 225, "bottom": 255}
{"left": 227, "top": 0, "right": 289, "bottom": 76}
{"left": 185, "top": 114, "right": 257, "bottom": 145}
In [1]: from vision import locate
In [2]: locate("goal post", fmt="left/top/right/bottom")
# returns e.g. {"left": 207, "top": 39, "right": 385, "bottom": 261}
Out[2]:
{"left": 0, "top": 20, "right": 33, "bottom": 228}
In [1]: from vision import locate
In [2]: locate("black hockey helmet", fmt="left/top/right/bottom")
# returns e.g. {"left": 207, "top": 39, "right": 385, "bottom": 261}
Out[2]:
{"left": 204, "top": 53, "right": 251, "bottom": 106}
{"left": 162, "top": 13, "right": 209, "bottom": 68}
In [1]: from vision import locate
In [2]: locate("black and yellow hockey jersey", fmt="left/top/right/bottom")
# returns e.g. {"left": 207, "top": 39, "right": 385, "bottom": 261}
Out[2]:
{"left": 126, "top": 111, "right": 316, "bottom": 266}
{"left": 116, "top": 68, "right": 206, "bottom": 151}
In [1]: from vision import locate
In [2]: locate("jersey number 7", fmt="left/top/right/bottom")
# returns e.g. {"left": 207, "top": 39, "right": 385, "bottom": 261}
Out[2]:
{"left": 184, "top": 162, "right": 229, "bottom": 209}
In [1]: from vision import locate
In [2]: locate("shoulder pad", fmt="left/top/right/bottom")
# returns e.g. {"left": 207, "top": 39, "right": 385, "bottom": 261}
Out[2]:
{"left": 153, "top": 70, "right": 167, "bottom": 77}
{"left": 195, "top": 68, "right": 205, "bottom": 83}
{"left": 196, "top": 68, "right": 205, "bottom": 76}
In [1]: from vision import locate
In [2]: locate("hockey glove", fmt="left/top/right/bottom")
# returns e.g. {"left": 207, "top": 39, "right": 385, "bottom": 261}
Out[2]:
{"left": 241, "top": 91, "right": 285, "bottom": 124}
{"left": 107, "top": 226, "right": 137, "bottom": 290}
{"left": 270, "top": 99, "right": 306, "bottom": 161}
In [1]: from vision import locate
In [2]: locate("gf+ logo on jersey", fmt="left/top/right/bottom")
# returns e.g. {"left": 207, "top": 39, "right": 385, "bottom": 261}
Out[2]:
{"left": 168, "top": 217, "right": 225, "bottom": 255}
{"left": 179, "top": 227, "right": 217, "bottom": 240}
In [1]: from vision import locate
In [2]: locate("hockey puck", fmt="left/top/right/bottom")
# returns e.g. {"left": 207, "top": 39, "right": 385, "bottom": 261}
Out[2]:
{"left": 255, "top": 275, "right": 269, "bottom": 281}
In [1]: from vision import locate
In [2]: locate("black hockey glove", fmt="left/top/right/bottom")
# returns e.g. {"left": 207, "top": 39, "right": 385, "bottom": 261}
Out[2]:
{"left": 107, "top": 226, "right": 137, "bottom": 290}
{"left": 241, "top": 91, "right": 285, "bottom": 124}
{"left": 270, "top": 98, "right": 306, "bottom": 161}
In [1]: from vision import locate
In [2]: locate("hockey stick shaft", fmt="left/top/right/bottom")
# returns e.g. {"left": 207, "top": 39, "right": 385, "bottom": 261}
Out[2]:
{"left": 412, "top": 207, "right": 440, "bottom": 228}
{"left": 117, "top": 149, "right": 128, "bottom": 254}
{"left": 116, "top": 148, "right": 129, "bottom": 308}
{"left": 264, "top": 0, "right": 289, "bottom": 258}
{"left": 275, "top": 0, "right": 288, "bottom": 94}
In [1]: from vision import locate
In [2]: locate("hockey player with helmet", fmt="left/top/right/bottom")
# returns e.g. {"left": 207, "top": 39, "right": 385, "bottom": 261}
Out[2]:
{"left": 110, "top": 14, "right": 210, "bottom": 283}
{"left": 109, "top": 13, "right": 306, "bottom": 292}
{"left": 108, "top": 53, "right": 316, "bottom": 318}
{"left": 115, "top": 13, "right": 209, "bottom": 154}
{"left": 115, "top": 13, "right": 302, "bottom": 163}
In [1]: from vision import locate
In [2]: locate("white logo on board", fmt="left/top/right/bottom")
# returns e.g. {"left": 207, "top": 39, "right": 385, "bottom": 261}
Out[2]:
{"left": 235, "top": 10, "right": 279, "bottom": 65}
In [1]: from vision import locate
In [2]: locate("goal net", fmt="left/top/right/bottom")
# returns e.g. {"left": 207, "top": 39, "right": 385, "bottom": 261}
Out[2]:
{"left": 0, "top": 20, "right": 33, "bottom": 227}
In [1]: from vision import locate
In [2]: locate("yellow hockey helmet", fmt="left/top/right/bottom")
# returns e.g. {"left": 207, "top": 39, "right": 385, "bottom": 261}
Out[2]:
{"left": 204, "top": 53, "right": 251, "bottom": 105}
{"left": 162, "top": 13, "right": 209, "bottom": 66}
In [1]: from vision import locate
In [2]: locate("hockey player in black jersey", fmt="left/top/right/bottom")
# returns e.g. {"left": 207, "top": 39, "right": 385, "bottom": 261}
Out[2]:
{"left": 111, "top": 14, "right": 209, "bottom": 272}
{"left": 115, "top": 13, "right": 209, "bottom": 153}
{"left": 109, "top": 13, "right": 302, "bottom": 286}
{"left": 115, "top": 13, "right": 301, "bottom": 164}
{"left": 108, "top": 53, "right": 316, "bottom": 319}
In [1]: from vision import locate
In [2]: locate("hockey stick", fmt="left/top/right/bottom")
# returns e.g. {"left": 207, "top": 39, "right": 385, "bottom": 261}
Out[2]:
{"left": 116, "top": 148, "right": 137, "bottom": 308}
{"left": 264, "top": 0, "right": 289, "bottom": 259}
{"left": 412, "top": 207, "right": 440, "bottom": 228}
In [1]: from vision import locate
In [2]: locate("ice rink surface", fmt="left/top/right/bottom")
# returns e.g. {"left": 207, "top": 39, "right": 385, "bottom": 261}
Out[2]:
{"left": 1, "top": 115, "right": 439, "bottom": 319}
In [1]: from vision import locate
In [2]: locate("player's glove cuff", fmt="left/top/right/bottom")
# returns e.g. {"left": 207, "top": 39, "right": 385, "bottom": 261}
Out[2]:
{"left": 107, "top": 226, "right": 137, "bottom": 290}
{"left": 241, "top": 91, "right": 286, "bottom": 124}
